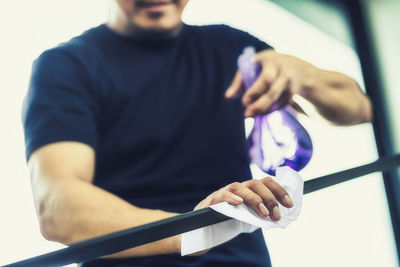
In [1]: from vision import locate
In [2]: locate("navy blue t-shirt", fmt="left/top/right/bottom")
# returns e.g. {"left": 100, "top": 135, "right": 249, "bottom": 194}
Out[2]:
{"left": 23, "top": 24, "right": 272, "bottom": 266}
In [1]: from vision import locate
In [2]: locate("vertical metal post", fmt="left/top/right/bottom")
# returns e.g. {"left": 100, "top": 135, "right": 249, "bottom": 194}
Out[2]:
{"left": 342, "top": 0, "right": 400, "bottom": 261}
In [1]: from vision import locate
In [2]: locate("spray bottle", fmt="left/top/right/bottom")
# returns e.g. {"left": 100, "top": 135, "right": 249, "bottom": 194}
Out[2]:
{"left": 237, "top": 47, "right": 313, "bottom": 175}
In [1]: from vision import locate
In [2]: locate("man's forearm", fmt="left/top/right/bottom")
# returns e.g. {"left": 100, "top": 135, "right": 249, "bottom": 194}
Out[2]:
{"left": 300, "top": 68, "right": 372, "bottom": 125}
{"left": 34, "top": 176, "right": 180, "bottom": 257}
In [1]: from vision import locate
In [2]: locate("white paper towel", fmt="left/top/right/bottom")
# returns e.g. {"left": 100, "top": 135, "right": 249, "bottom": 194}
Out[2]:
{"left": 181, "top": 167, "right": 303, "bottom": 256}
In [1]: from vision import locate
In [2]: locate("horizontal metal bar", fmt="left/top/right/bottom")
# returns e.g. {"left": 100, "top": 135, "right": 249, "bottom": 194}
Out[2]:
{"left": 304, "top": 154, "right": 400, "bottom": 194}
{"left": 4, "top": 154, "right": 400, "bottom": 267}
{"left": 4, "top": 209, "right": 230, "bottom": 267}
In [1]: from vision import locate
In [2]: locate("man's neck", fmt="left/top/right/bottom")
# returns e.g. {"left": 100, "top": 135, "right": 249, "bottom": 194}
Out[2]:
{"left": 106, "top": 21, "right": 183, "bottom": 41}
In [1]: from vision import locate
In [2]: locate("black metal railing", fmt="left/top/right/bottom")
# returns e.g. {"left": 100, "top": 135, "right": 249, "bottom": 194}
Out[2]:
{"left": 4, "top": 154, "right": 400, "bottom": 267}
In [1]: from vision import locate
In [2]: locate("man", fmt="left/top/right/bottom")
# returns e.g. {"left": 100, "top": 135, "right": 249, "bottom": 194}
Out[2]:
{"left": 22, "top": 0, "right": 372, "bottom": 266}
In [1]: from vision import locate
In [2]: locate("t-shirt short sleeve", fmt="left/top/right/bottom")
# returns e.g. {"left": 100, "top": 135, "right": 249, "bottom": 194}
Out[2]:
{"left": 22, "top": 48, "right": 99, "bottom": 160}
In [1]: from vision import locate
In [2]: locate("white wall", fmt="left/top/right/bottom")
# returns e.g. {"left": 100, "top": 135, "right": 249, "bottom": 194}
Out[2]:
{"left": 0, "top": 0, "right": 397, "bottom": 266}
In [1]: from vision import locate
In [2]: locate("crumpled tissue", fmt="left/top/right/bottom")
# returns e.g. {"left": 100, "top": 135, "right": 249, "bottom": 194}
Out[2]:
{"left": 181, "top": 166, "right": 303, "bottom": 256}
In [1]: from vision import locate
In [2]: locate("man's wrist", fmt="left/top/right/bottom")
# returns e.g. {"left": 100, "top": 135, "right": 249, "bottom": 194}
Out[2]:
{"left": 299, "top": 65, "right": 321, "bottom": 100}
{"left": 173, "top": 234, "right": 182, "bottom": 254}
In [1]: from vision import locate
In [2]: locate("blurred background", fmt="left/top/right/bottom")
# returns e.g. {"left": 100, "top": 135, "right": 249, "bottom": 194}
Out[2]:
{"left": 0, "top": 0, "right": 399, "bottom": 266}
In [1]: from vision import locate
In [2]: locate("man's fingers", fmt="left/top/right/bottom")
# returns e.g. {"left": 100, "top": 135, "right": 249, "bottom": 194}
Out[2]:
{"left": 194, "top": 189, "right": 243, "bottom": 210}
{"left": 242, "top": 63, "right": 279, "bottom": 107}
{"left": 219, "top": 190, "right": 244, "bottom": 205}
{"left": 225, "top": 71, "right": 244, "bottom": 98}
{"left": 211, "top": 189, "right": 244, "bottom": 206}
{"left": 243, "top": 179, "right": 281, "bottom": 221}
{"left": 260, "top": 177, "right": 293, "bottom": 208}
{"left": 227, "top": 182, "right": 271, "bottom": 218}
{"left": 196, "top": 177, "right": 294, "bottom": 221}
{"left": 245, "top": 73, "right": 288, "bottom": 116}
{"left": 241, "top": 76, "right": 267, "bottom": 108}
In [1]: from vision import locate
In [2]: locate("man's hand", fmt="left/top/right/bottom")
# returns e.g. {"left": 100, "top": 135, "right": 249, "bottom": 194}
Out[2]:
{"left": 225, "top": 49, "right": 314, "bottom": 118}
{"left": 225, "top": 49, "right": 372, "bottom": 125}
{"left": 188, "top": 178, "right": 293, "bottom": 256}
{"left": 194, "top": 177, "right": 294, "bottom": 221}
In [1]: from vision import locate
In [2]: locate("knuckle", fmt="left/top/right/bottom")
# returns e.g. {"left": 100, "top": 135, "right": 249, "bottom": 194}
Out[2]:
{"left": 269, "top": 92, "right": 279, "bottom": 103}
{"left": 261, "top": 93, "right": 275, "bottom": 105}
{"left": 247, "top": 194, "right": 263, "bottom": 205}
{"left": 269, "top": 83, "right": 280, "bottom": 93}
{"left": 209, "top": 194, "right": 217, "bottom": 203}
{"left": 247, "top": 179, "right": 262, "bottom": 189}
{"left": 249, "top": 86, "right": 263, "bottom": 97}
{"left": 266, "top": 199, "right": 278, "bottom": 208}
{"left": 241, "top": 180, "right": 250, "bottom": 187}
{"left": 212, "top": 189, "right": 221, "bottom": 196}
{"left": 262, "top": 177, "right": 274, "bottom": 185}
{"left": 251, "top": 105, "right": 264, "bottom": 114}
{"left": 222, "top": 190, "right": 231, "bottom": 198}
{"left": 232, "top": 181, "right": 241, "bottom": 187}
{"left": 242, "top": 95, "right": 250, "bottom": 105}
{"left": 205, "top": 195, "right": 215, "bottom": 205}
{"left": 262, "top": 73, "right": 273, "bottom": 85}
{"left": 228, "top": 182, "right": 241, "bottom": 190}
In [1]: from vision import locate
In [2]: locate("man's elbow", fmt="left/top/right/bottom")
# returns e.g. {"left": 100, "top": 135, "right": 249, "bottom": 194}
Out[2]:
{"left": 339, "top": 94, "right": 373, "bottom": 125}
{"left": 39, "top": 215, "right": 62, "bottom": 242}
{"left": 358, "top": 96, "right": 373, "bottom": 124}
{"left": 37, "top": 200, "right": 72, "bottom": 244}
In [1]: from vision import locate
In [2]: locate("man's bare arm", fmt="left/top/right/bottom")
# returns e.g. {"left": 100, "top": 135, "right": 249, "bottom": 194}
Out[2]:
{"left": 29, "top": 141, "right": 180, "bottom": 258}
{"left": 297, "top": 67, "right": 372, "bottom": 125}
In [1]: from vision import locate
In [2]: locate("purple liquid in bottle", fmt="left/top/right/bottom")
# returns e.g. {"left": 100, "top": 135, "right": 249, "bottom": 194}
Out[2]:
{"left": 237, "top": 47, "right": 313, "bottom": 175}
